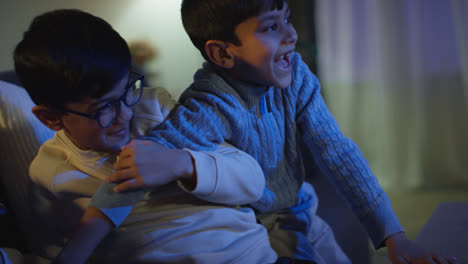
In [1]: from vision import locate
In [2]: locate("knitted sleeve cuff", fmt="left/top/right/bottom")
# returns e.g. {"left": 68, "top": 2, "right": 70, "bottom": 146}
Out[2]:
{"left": 361, "top": 191, "right": 405, "bottom": 249}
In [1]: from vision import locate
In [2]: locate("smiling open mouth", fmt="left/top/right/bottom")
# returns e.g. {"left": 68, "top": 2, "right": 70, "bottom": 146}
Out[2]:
{"left": 109, "top": 128, "right": 127, "bottom": 136}
{"left": 275, "top": 52, "right": 292, "bottom": 69}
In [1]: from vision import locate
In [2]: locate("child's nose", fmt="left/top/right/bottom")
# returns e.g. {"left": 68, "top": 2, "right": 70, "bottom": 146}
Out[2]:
{"left": 284, "top": 25, "right": 298, "bottom": 45}
{"left": 119, "top": 101, "right": 133, "bottom": 121}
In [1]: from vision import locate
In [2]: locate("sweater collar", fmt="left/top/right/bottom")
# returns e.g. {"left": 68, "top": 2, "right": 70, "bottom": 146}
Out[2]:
{"left": 200, "top": 62, "right": 270, "bottom": 109}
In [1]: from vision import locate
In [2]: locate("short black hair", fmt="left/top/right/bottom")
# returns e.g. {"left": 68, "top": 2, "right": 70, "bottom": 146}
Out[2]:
{"left": 181, "top": 0, "right": 286, "bottom": 61}
{"left": 14, "top": 9, "right": 131, "bottom": 109}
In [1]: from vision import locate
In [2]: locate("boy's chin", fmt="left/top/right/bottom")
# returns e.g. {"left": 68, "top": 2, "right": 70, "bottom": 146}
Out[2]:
{"left": 107, "top": 138, "right": 131, "bottom": 154}
{"left": 273, "top": 77, "right": 292, "bottom": 89}
{"left": 277, "top": 82, "right": 291, "bottom": 89}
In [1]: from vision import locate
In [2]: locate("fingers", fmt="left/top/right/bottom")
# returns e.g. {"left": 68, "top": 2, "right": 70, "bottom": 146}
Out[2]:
{"left": 118, "top": 145, "right": 135, "bottom": 160}
{"left": 398, "top": 256, "right": 412, "bottom": 264}
{"left": 423, "top": 254, "right": 457, "bottom": 264}
{"left": 118, "top": 139, "right": 149, "bottom": 158}
{"left": 403, "top": 254, "right": 458, "bottom": 264}
{"left": 431, "top": 255, "right": 448, "bottom": 264}
{"left": 421, "top": 256, "right": 437, "bottom": 264}
{"left": 117, "top": 139, "right": 157, "bottom": 163}
{"left": 113, "top": 155, "right": 137, "bottom": 171}
{"left": 398, "top": 256, "right": 410, "bottom": 264}
{"left": 447, "top": 256, "right": 457, "bottom": 264}
{"left": 432, "top": 255, "right": 457, "bottom": 264}
{"left": 405, "top": 255, "right": 442, "bottom": 264}
{"left": 113, "top": 178, "right": 140, "bottom": 192}
{"left": 107, "top": 168, "right": 133, "bottom": 183}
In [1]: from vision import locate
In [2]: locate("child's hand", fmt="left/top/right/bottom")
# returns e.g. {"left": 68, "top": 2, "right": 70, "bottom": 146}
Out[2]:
{"left": 385, "top": 232, "right": 457, "bottom": 264}
{"left": 107, "top": 139, "right": 195, "bottom": 192}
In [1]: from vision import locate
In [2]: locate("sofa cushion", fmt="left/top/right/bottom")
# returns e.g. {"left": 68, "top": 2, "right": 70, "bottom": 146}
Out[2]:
{"left": 0, "top": 80, "right": 54, "bottom": 251}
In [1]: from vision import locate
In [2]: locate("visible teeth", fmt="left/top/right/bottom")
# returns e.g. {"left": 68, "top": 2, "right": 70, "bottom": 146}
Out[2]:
{"left": 276, "top": 52, "right": 292, "bottom": 62}
{"left": 276, "top": 55, "right": 285, "bottom": 62}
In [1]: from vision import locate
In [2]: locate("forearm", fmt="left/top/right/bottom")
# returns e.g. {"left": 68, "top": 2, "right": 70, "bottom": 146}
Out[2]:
{"left": 303, "top": 110, "right": 403, "bottom": 246}
{"left": 183, "top": 144, "right": 265, "bottom": 205}
{"left": 55, "top": 206, "right": 113, "bottom": 264}
{"left": 109, "top": 140, "right": 263, "bottom": 205}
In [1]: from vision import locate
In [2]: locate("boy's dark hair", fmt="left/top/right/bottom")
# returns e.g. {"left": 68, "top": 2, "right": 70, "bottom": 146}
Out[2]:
{"left": 14, "top": 9, "right": 131, "bottom": 110}
{"left": 181, "top": 0, "right": 286, "bottom": 61}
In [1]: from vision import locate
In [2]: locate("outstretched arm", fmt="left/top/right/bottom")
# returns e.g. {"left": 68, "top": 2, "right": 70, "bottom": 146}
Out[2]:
{"left": 291, "top": 53, "right": 456, "bottom": 264}
{"left": 54, "top": 207, "right": 113, "bottom": 264}
{"left": 54, "top": 181, "right": 140, "bottom": 264}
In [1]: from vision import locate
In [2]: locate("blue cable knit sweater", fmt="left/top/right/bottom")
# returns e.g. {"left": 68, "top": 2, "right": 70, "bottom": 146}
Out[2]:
{"left": 90, "top": 52, "right": 403, "bottom": 247}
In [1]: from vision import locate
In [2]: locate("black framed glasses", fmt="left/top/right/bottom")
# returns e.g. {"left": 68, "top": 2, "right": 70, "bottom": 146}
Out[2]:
{"left": 63, "top": 71, "right": 145, "bottom": 128}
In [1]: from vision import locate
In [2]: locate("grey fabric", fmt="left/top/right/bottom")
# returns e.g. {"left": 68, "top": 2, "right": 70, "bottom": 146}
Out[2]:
{"left": 0, "top": 81, "right": 55, "bottom": 252}
{"left": 0, "top": 248, "right": 50, "bottom": 264}
{"left": 0, "top": 71, "right": 21, "bottom": 87}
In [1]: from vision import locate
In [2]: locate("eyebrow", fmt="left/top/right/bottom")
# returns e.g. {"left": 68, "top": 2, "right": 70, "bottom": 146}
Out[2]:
{"left": 87, "top": 88, "right": 124, "bottom": 110}
{"left": 89, "top": 99, "right": 109, "bottom": 109}
{"left": 86, "top": 72, "right": 134, "bottom": 110}
{"left": 259, "top": 7, "right": 290, "bottom": 22}
{"left": 87, "top": 100, "right": 110, "bottom": 112}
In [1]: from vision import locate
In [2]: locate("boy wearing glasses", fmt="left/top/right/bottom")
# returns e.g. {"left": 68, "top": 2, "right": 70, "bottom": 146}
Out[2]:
{"left": 15, "top": 9, "right": 280, "bottom": 263}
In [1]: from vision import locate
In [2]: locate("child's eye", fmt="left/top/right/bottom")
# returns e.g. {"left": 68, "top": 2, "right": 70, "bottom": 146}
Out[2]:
{"left": 264, "top": 23, "right": 278, "bottom": 32}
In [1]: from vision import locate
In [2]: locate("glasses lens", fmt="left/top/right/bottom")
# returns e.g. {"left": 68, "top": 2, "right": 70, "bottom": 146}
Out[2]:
{"left": 125, "top": 79, "right": 143, "bottom": 107}
{"left": 97, "top": 103, "right": 119, "bottom": 128}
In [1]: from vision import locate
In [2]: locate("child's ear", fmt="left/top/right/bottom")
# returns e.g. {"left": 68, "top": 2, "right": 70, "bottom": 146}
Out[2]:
{"left": 32, "top": 105, "right": 64, "bottom": 131}
{"left": 204, "top": 40, "right": 235, "bottom": 69}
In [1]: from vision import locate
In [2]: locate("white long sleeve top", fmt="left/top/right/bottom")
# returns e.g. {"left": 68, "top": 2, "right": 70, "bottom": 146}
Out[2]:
{"left": 29, "top": 87, "right": 277, "bottom": 263}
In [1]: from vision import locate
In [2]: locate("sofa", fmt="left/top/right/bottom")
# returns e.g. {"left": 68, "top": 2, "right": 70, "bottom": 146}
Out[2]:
{"left": 0, "top": 75, "right": 370, "bottom": 263}
{"left": 0, "top": 77, "right": 54, "bottom": 263}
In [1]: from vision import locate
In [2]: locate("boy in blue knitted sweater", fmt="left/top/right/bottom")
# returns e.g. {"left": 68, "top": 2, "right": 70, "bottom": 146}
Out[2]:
{"left": 98, "top": 0, "right": 455, "bottom": 263}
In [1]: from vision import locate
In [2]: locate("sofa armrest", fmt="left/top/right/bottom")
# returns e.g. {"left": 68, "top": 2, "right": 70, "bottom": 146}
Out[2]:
{"left": 0, "top": 80, "right": 55, "bottom": 253}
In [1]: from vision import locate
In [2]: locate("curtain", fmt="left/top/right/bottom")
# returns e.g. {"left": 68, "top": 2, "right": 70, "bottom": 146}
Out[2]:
{"left": 314, "top": 0, "right": 468, "bottom": 189}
